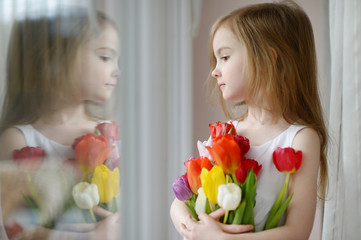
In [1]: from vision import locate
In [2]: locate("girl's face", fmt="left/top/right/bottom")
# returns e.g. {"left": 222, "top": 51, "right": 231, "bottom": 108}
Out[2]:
{"left": 77, "top": 24, "right": 120, "bottom": 102}
{"left": 211, "top": 26, "right": 249, "bottom": 102}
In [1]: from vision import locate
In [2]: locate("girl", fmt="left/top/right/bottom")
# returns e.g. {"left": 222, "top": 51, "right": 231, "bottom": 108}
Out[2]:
{"left": 170, "top": 1, "right": 328, "bottom": 239}
{"left": 0, "top": 7, "right": 120, "bottom": 239}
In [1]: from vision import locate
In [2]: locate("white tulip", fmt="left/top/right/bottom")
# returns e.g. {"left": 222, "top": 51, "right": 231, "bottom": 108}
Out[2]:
{"left": 197, "top": 139, "right": 213, "bottom": 161}
{"left": 217, "top": 183, "right": 242, "bottom": 211}
{"left": 195, "top": 188, "right": 207, "bottom": 215}
{"left": 72, "top": 182, "right": 100, "bottom": 210}
{"left": 195, "top": 187, "right": 216, "bottom": 215}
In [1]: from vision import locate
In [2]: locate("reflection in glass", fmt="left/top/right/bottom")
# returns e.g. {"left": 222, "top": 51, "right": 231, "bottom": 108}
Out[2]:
{"left": 0, "top": 1, "right": 121, "bottom": 239}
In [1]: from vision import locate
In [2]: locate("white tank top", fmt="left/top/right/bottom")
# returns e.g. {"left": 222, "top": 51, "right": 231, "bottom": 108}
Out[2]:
{"left": 14, "top": 125, "right": 74, "bottom": 162}
{"left": 232, "top": 121, "right": 306, "bottom": 231}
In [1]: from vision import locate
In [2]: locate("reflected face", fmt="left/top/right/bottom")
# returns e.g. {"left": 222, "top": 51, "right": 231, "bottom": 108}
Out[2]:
{"left": 211, "top": 26, "right": 249, "bottom": 101}
{"left": 78, "top": 25, "right": 120, "bottom": 101}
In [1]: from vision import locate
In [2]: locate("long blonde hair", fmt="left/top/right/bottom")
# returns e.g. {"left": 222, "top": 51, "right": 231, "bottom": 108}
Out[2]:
{"left": 208, "top": 0, "right": 328, "bottom": 199}
{"left": 0, "top": 8, "right": 117, "bottom": 134}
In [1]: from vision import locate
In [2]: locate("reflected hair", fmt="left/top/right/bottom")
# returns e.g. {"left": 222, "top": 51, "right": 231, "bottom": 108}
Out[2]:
{"left": 0, "top": 8, "right": 117, "bottom": 133}
{"left": 207, "top": 0, "right": 328, "bottom": 199}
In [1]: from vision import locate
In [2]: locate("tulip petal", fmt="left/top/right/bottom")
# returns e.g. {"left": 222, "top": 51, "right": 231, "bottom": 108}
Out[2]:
{"left": 217, "top": 183, "right": 242, "bottom": 211}
{"left": 200, "top": 166, "right": 226, "bottom": 204}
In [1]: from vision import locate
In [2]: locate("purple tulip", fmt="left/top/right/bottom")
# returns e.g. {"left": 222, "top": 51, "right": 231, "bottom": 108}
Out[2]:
{"left": 172, "top": 173, "right": 194, "bottom": 201}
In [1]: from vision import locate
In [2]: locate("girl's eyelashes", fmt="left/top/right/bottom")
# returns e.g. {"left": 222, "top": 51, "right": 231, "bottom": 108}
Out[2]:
{"left": 100, "top": 56, "right": 112, "bottom": 62}
{"left": 221, "top": 56, "right": 230, "bottom": 61}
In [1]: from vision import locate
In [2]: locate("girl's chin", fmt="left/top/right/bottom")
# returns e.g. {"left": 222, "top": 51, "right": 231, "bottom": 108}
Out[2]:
{"left": 86, "top": 94, "right": 113, "bottom": 102}
{"left": 222, "top": 93, "right": 243, "bottom": 102}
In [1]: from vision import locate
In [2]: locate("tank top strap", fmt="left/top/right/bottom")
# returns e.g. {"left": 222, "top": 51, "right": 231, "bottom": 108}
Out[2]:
{"left": 285, "top": 125, "right": 307, "bottom": 146}
{"left": 14, "top": 125, "right": 38, "bottom": 146}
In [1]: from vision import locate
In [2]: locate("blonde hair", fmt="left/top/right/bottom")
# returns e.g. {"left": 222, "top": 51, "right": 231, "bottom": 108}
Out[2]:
{"left": 0, "top": 8, "right": 117, "bottom": 134}
{"left": 208, "top": 0, "right": 328, "bottom": 199}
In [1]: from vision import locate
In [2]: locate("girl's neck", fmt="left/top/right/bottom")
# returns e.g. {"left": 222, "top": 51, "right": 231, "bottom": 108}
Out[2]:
{"left": 36, "top": 103, "right": 92, "bottom": 126}
{"left": 237, "top": 106, "right": 291, "bottom": 146}
{"left": 248, "top": 107, "right": 272, "bottom": 124}
{"left": 246, "top": 106, "right": 285, "bottom": 127}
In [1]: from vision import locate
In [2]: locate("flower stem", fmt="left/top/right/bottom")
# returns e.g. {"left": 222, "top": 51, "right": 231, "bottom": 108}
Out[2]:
{"left": 26, "top": 171, "right": 46, "bottom": 224}
{"left": 223, "top": 210, "right": 229, "bottom": 224}
{"left": 231, "top": 172, "right": 238, "bottom": 184}
{"left": 81, "top": 172, "right": 87, "bottom": 182}
{"left": 226, "top": 174, "right": 232, "bottom": 183}
{"left": 89, "top": 209, "right": 96, "bottom": 222}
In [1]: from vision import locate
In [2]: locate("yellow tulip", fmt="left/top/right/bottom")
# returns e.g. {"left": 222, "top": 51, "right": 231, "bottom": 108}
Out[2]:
{"left": 91, "top": 165, "right": 120, "bottom": 203}
{"left": 200, "top": 165, "right": 226, "bottom": 204}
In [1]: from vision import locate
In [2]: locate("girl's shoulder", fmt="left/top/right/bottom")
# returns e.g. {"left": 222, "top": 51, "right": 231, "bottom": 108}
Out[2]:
{"left": 292, "top": 126, "right": 320, "bottom": 150}
{"left": 0, "top": 127, "right": 27, "bottom": 160}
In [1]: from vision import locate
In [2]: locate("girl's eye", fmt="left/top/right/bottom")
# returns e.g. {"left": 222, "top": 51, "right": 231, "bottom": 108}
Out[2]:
{"left": 100, "top": 56, "right": 111, "bottom": 62}
{"left": 221, "top": 56, "right": 230, "bottom": 61}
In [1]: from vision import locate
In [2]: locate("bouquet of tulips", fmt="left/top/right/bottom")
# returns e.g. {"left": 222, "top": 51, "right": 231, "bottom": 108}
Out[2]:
{"left": 70, "top": 121, "right": 120, "bottom": 222}
{"left": 172, "top": 121, "right": 302, "bottom": 230}
{"left": 9, "top": 121, "right": 120, "bottom": 232}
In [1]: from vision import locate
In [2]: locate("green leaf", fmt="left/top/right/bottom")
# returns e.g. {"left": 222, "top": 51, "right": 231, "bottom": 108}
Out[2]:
{"left": 95, "top": 128, "right": 102, "bottom": 136}
{"left": 232, "top": 200, "right": 246, "bottom": 224}
{"left": 22, "top": 194, "right": 38, "bottom": 209}
{"left": 264, "top": 173, "right": 290, "bottom": 228}
{"left": 205, "top": 198, "right": 212, "bottom": 214}
{"left": 243, "top": 170, "right": 256, "bottom": 226}
{"left": 228, "top": 210, "right": 235, "bottom": 224}
{"left": 264, "top": 194, "right": 293, "bottom": 230}
{"left": 185, "top": 201, "right": 199, "bottom": 221}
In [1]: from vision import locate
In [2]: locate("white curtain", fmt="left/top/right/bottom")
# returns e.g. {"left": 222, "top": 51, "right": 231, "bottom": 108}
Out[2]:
{"left": 323, "top": 0, "right": 361, "bottom": 239}
{"left": 118, "top": 0, "right": 200, "bottom": 239}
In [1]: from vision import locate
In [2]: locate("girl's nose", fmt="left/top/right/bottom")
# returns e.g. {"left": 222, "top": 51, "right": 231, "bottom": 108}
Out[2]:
{"left": 112, "top": 64, "right": 120, "bottom": 78}
{"left": 212, "top": 67, "right": 221, "bottom": 78}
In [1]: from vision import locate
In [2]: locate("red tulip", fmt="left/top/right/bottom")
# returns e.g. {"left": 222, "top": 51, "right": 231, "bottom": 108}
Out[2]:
{"left": 96, "top": 121, "right": 120, "bottom": 145}
{"left": 235, "top": 158, "right": 262, "bottom": 184}
{"left": 273, "top": 147, "right": 302, "bottom": 173}
{"left": 4, "top": 222, "right": 23, "bottom": 238}
{"left": 206, "top": 134, "right": 242, "bottom": 174}
{"left": 209, "top": 121, "right": 235, "bottom": 139}
{"left": 74, "top": 133, "right": 113, "bottom": 173}
{"left": 12, "top": 146, "right": 45, "bottom": 171}
{"left": 232, "top": 135, "right": 250, "bottom": 155}
{"left": 184, "top": 156, "right": 213, "bottom": 194}
{"left": 72, "top": 135, "right": 85, "bottom": 150}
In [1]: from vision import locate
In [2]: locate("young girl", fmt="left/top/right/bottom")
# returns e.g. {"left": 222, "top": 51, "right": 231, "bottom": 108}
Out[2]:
{"left": 0, "top": 7, "right": 120, "bottom": 239}
{"left": 170, "top": 1, "right": 328, "bottom": 239}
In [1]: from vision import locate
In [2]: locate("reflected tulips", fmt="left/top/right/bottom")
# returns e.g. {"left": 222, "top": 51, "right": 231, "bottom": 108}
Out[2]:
{"left": 91, "top": 165, "right": 119, "bottom": 203}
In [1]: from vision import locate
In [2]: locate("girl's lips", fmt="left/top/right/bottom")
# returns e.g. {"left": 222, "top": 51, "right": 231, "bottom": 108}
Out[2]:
{"left": 105, "top": 83, "right": 116, "bottom": 88}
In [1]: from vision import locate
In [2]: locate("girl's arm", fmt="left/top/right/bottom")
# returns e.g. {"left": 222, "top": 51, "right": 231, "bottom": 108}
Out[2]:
{"left": 0, "top": 127, "right": 27, "bottom": 160}
{"left": 5, "top": 206, "right": 120, "bottom": 239}
{"left": 170, "top": 198, "right": 191, "bottom": 235}
{"left": 180, "top": 127, "right": 320, "bottom": 240}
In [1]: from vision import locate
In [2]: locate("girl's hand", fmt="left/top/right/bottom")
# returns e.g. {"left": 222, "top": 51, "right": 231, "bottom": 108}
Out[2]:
{"left": 91, "top": 206, "right": 120, "bottom": 240}
{"left": 56, "top": 206, "right": 120, "bottom": 239}
{"left": 181, "top": 208, "right": 253, "bottom": 240}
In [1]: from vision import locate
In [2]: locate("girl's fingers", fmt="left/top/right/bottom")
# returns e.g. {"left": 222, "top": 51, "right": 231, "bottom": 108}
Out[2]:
{"left": 180, "top": 223, "right": 192, "bottom": 239}
{"left": 56, "top": 223, "right": 95, "bottom": 232}
{"left": 93, "top": 206, "right": 113, "bottom": 218}
{"left": 221, "top": 223, "right": 254, "bottom": 234}
{"left": 184, "top": 214, "right": 197, "bottom": 230}
{"left": 208, "top": 208, "right": 226, "bottom": 220}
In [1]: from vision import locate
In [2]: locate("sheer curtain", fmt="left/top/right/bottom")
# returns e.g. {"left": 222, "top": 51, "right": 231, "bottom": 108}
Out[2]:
{"left": 323, "top": 0, "right": 361, "bottom": 239}
{"left": 118, "top": 0, "right": 200, "bottom": 239}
